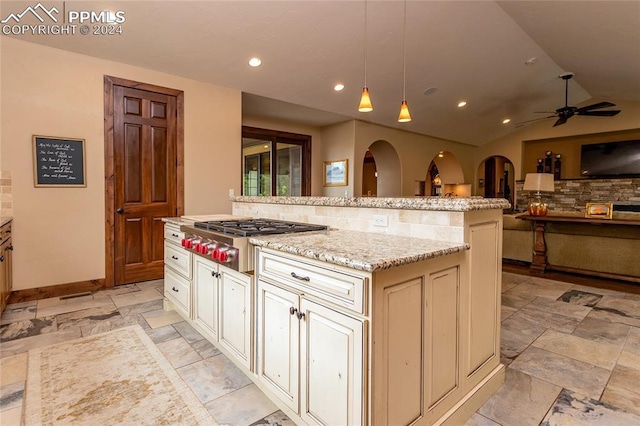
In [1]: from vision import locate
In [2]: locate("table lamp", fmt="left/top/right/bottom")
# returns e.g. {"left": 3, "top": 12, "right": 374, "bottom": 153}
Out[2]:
{"left": 523, "top": 173, "right": 555, "bottom": 216}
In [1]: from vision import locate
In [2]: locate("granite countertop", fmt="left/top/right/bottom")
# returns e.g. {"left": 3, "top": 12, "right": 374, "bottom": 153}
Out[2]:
{"left": 0, "top": 217, "right": 12, "bottom": 227}
{"left": 249, "top": 229, "right": 469, "bottom": 272}
{"left": 162, "top": 214, "right": 252, "bottom": 226}
{"left": 162, "top": 217, "right": 194, "bottom": 226}
{"left": 231, "top": 196, "right": 510, "bottom": 211}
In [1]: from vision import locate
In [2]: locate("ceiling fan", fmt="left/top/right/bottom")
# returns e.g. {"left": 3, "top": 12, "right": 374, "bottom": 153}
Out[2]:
{"left": 518, "top": 73, "right": 621, "bottom": 127}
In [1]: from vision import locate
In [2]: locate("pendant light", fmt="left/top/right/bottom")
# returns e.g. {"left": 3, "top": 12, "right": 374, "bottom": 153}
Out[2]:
{"left": 397, "top": 0, "right": 411, "bottom": 122}
{"left": 358, "top": 0, "right": 373, "bottom": 112}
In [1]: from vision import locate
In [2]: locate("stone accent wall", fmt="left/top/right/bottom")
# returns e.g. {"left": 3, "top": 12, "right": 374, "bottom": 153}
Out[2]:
{"left": 515, "top": 178, "right": 640, "bottom": 212}
{"left": 0, "top": 170, "right": 12, "bottom": 217}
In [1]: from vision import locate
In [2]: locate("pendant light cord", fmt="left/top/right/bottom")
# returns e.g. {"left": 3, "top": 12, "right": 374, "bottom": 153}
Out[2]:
{"left": 402, "top": 0, "right": 407, "bottom": 100}
{"left": 364, "top": 0, "right": 368, "bottom": 87}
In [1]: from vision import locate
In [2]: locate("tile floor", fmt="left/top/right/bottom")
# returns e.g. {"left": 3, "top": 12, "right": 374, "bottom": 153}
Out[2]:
{"left": 1, "top": 272, "right": 640, "bottom": 425}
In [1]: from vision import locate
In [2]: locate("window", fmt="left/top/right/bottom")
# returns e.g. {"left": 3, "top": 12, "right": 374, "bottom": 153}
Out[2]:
{"left": 242, "top": 127, "right": 311, "bottom": 196}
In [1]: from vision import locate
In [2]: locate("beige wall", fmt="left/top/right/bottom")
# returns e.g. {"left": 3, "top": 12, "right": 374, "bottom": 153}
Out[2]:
{"left": 319, "top": 121, "right": 356, "bottom": 197}
{"left": 1, "top": 38, "right": 241, "bottom": 290}
{"left": 354, "top": 121, "right": 477, "bottom": 197}
{"left": 476, "top": 99, "right": 640, "bottom": 182}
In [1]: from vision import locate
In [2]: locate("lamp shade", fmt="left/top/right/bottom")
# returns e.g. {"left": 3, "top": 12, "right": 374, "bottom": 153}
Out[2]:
{"left": 523, "top": 173, "right": 555, "bottom": 193}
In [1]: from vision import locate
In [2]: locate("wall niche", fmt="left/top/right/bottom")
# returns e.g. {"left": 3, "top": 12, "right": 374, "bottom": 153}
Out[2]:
{"left": 522, "top": 128, "right": 640, "bottom": 179}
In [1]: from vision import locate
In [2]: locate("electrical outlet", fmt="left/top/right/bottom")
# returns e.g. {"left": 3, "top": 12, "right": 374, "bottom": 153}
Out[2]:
{"left": 228, "top": 188, "right": 235, "bottom": 197}
{"left": 373, "top": 215, "right": 389, "bottom": 227}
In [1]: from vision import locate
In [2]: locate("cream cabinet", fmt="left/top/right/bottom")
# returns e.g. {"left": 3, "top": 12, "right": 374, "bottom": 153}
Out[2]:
{"left": 219, "top": 266, "right": 253, "bottom": 370}
{"left": 163, "top": 222, "right": 192, "bottom": 319}
{"left": 0, "top": 220, "right": 13, "bottom": 315}
{"left": 256, "top": 229, "right": 503, "bottom": 426}
{"left": 256, "top": 251, "right": 366, "bottom": 426}
{"left": 193, "top": 256, "right": 219, "bottom": 341}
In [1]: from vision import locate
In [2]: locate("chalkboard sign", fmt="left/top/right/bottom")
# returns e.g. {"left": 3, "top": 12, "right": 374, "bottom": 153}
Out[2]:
{"left": 32, "top": 136, "right": 86, "bottom": 187}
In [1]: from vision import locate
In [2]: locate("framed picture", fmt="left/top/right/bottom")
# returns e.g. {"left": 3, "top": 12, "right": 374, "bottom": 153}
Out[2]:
{"left": 585, "top": 202, "right": 613, "bottom": 219}
{"left": 33, "top": 135, "right": 86, "bottom": 187}
{"left": 323, "top": 159, "right": 348, "bottom": 187}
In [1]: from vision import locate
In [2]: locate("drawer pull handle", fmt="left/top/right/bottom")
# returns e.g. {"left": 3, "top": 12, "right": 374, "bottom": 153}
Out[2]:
{"left": 296, "top": 312, "right": 305, "bottom": 321}
{"left": 171, "top": 286, "right": 179, "bottom": 292}
{"left": 291, "top": 272, "right": 310, "bottom": 282}
{"left": 171, "top": 255, "right": 179, "bottom": 260}
{"left": 289, "top": 307, "right": 297, "bottom": 315}
{"left": 171, "top": 233, "right": 179, "bottom": 237}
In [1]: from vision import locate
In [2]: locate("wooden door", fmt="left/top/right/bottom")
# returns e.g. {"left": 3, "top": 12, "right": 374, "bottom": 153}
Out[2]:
{"left": 113, "top": 85, "right": 177, "bottom": 285}
{"left": 300, "top": 299, "right": 364, "bottom": 426}
{"left": 257, "top": 280, "right": 300, "bottom": 412}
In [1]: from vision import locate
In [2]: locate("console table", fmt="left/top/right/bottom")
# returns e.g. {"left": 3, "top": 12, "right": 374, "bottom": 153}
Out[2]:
{"left": 517, "top": 214, "right": 640, "bottom": 281}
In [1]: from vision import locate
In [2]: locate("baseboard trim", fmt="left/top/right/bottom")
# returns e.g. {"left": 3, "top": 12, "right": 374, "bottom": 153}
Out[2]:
{"left": 8, "top": 278, "right": 107, "bottom": 304}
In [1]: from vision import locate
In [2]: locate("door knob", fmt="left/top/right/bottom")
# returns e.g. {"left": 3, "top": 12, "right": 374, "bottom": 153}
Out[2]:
{"left": 116, "top": 208, "right": 124, "bottom": 214}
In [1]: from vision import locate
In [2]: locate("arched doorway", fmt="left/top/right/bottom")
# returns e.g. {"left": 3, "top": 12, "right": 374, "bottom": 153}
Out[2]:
{"left": 362, "top": 140, "right": 401, "bottom": 197}
{"left": 362, "top": 151, "right": 377, "bottom": 196}
{"left": 476, "top": 156, "right": 515, "bottom": 207}
{"left": 424, "top": 151, "right": 466, "bottom": 196}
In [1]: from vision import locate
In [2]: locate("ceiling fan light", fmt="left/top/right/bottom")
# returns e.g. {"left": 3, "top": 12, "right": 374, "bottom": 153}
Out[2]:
{"left": 359, "top": 87, "right": 373, "bottom": 112}
{"left": 398, "top": 100, "right": 412, "bottom": 122}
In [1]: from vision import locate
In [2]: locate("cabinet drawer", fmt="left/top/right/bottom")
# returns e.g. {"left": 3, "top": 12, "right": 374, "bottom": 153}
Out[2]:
{"left": 259, "top": 251, "right": 366, "bottom": 314}
{"left": 164, "top": 242, "right": 191, "bottom": 278}
{"left": 164, "top": 224, "right": 185, "bottom": 245}
{"left": 164, "top": 267, "right": 190, "bottom": 315}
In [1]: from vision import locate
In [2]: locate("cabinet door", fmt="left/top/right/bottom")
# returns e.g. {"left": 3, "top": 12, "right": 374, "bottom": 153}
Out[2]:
{"left": 300, "top": 299, "right": 364, "bottom": 426}
{"left": 0, "top": 241, "right": 7, "bottom": 313}
{"left": 257, "top": 280, "right": 300, "bottom": 413}
{"left": 219, "top": 267, "right": 252, "bottom": 369}
{"left": 194, "top": 257, "right": 219, "bottom": 341}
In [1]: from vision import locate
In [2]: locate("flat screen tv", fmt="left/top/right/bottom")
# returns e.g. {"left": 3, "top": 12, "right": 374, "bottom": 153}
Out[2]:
{"left": 580, "top": 140, "right": 640, "bottom": 177}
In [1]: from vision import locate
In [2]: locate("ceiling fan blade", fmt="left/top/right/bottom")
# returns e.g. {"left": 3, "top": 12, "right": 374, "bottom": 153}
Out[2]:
{"left": 577, "top": 101, "right": 616, "bottom": 112}
{"left": 577, "top": 110, "right": 621, "bottom": 117}
{"left": 553, "top": 117, "right": 568, "bottom": 127}
{"left": 516, "top": 115, "right": 556, "bottom": 125}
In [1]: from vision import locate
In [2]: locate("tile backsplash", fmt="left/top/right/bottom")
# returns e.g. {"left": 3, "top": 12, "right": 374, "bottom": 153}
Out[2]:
{"left": 1, "top": 170, "right": 12, "bottom": 217}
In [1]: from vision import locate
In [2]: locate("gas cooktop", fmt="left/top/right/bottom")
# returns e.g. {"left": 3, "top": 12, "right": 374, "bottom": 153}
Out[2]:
{"left": 193, "top": 218, "right": 327, "bottom": 237}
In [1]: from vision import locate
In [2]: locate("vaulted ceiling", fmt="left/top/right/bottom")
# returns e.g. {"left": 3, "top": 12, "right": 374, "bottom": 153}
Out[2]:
{"left": 3, "top": 0, "right": 639, "bottom": 146}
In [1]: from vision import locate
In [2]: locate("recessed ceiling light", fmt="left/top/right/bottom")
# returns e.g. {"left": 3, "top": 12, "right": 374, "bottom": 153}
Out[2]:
{"left": 457, "top": 101, "right": 467, "bottom": 108}
{"left": 248, "top": 57, "right": 262, "bottom": 67}
{"left": 334, "top": 84, "right": 345, "bottom": 91}
{"left": 502, "top": 118, "right": 511, "bottom": 124}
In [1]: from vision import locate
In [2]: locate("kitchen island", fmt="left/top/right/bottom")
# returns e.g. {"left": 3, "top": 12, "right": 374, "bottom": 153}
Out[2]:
{"left": 233, "top": 196, "right": 509, "bottom": 425}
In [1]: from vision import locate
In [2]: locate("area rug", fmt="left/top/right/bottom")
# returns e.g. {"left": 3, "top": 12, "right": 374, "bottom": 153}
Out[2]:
{"left": 24, "top": 325, "right": 216, "bottom": 425}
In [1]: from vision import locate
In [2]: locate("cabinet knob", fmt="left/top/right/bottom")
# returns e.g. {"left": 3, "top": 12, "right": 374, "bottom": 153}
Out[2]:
{"left": 116, "top": 208, "right": 125, "bottom": 214}
{"left": 291, "top": 272, "right": 310, "bottom": 282}
{"left": 289, "top": 306, "right": 297, "bottom": 316}
{"left": 211, "top": 271, "right": 220, "bottom": 278}
{"left": 296, "top": 311, "right": 305, "bottom": 321}
{"left": 8, "top": 245, "right": 12, "bottom": 251}
{"left": 0, "top": 255, "right": 3, "bottom": 262}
